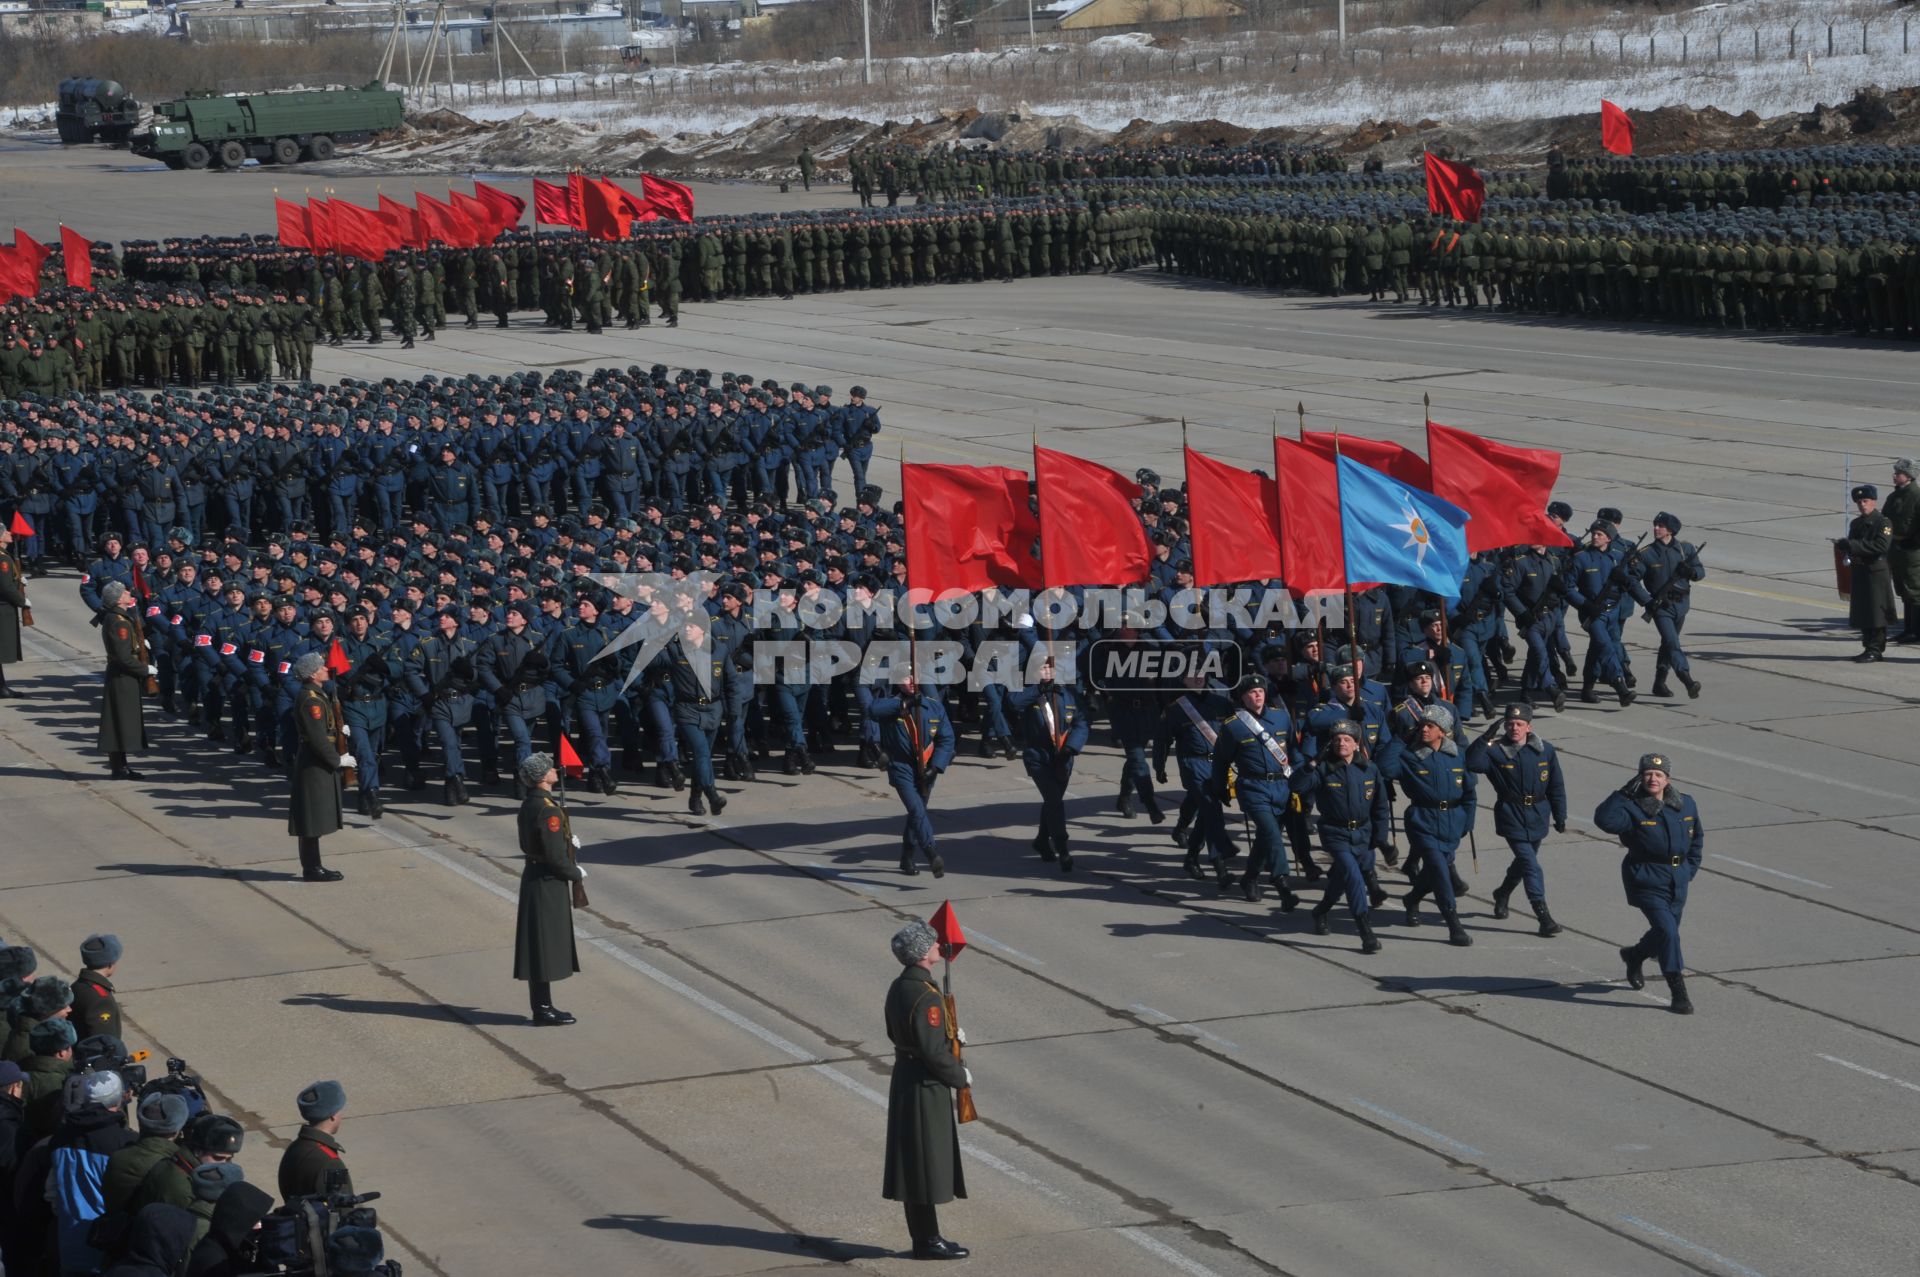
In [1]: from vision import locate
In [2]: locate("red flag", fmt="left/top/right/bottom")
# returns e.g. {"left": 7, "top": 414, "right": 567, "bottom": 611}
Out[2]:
{"left": 1423, "top": 153, "right": 1485, "bottom": 223}
{"left": 928, "top": 900, "right": 966, "bottom": 960}
{"left": 415, "top": 191, "right": 475, "bottom": 248}
{"left": 901, "top": 462, "right": 1042, "bottom": 596}
{"left": 1034, "top": 447, "right": 1151, "bottom": 588}
{"left": 473, "top": 180, "right": 527, "bottom": 235}
{"left": 0, "top": 248, "right": 35, "bottom": 305}
{"left": 1273, "top": 437, "right": 1372, "bottom": 595}
{"left": 579, "top": 177, "right": 634, "bottom": 242}
{"left": 12, "top": 229, "right": 51, "bottom": 277}
{"left": 600, "top": 177, "right": 660, "bottom": 225}
{"left": 326, "top": 638, "right": 352, "bottom": 676}
{"left": 567, "top": 174, "right": 589, "bottom": 228}
{"left": 306, "top": 199, "right": 336, "bottom": 254}
{"left": 1297, "top": 431, "right": 1430, "bottom": 490}
{"left": 532, "top": 177, "right": 581, "bottom": 229}
{"left": 1426, "top": 420, "right": 1573, "bottom": 553}
{"left": 275, "top": 198, "right": 312, "bottom": 250}
{"left": 329, "top": 200, "right": 396, "bottom": 262}
{"left": 377, "top": 194, "right": 426, "bottom": 249}
{"left": 8, "top": 511, "right": 34, "bottom": 537}
{"left": 640, "top": 173, "right": 695, "bottom": 222}
{"left": 450, "top": 189, "right": 500, "bottom": 245}
{"left": 1184, "top": 446, "right": 1281, "bottom": 587}
{"left": 1601, "top": 100, "right": 1634, "bottom": 156}
{"left": 60, "top": 226, "right": 93, "bottom": 290}
{"left": 558, "top": 733, "right": 585, "bottom": 779}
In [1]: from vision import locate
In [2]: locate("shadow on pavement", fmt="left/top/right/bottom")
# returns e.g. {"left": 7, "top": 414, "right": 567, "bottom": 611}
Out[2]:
{"left": 582, "top": 1213, "right": 893, "bottom": 1261}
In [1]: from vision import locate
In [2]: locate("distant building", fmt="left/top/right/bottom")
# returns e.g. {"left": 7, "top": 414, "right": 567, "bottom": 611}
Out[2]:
{"left": 1054, "top": 0, "right": 1244, "bottom": 29}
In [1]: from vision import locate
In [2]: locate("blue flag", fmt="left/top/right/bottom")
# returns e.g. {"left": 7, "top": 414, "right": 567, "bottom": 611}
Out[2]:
{"left": 1336, "top": 455, "right": 1471, "bottom": 599}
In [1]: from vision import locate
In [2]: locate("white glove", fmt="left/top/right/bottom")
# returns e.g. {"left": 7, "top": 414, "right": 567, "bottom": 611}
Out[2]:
{"left": 569, "top": 834, "right": 582, "bottom": 850}
{"left": 577, "top": 866, "right": 588, "bottom": 880}
{"left": 957, "top": 1027, "right": 968, "bottom": 1046}
{"left": 341, "top": 723, "right": 351, "bottom": 739}
{"left": 21, "top": 598, "right": 29, "bottom": 608}
{"left": 337, "top": 753, "right": 358, "bottom": 770}
{"left": 145, "top": 664, "right": 158, "bottom": 676}
{"left": 962, "top": 1068, "right": 973, "bottom": 1087}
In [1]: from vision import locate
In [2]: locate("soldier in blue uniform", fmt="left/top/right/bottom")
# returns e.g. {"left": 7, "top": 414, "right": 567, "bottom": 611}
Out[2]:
{"left": 1594, "top": 752, "right": 1704, "bottom": 1014}
{"left": 1204, "top": 674, "right": 1301, "bottom": 909}
{"left": 409, "top": 606, "right": 482, "bottom": 805}
{"left": 653, "top": 617, "right": 732, "bottom": 816}
{"left": 335, "top": 607, "right": 391, "bottom": 817}
{"left": 554, "top": 592, "right": 620, "bottom": 795}
{"left": 1377, "top": 700, "right": 1478, "bottom": 946}
{"left": 870, "top": 674, "right": 957, "bottom": 876}
{"left": 1156, "top": 676, "right": 1235, "bottom": 881}
{"left": 1627, "top": 513, "right": 1705, "bottom": 699}
{"left": 1009, "top": 656, "right": 1088, "bottom": 873}
{"left": 482, "top": 602, "right": 549, "bottom": 792}
{"left": 1465, "top": 703, "right": 1567, "bottom": 937}
{"left": 1290, "top": 719, "right": 1390, "bottom": 952}
{"left": 1105, "top": 649, "right": 1165, "bottom": 823}
{"left": 840, "top": 387, "right": 880, "bottom": 498}
{"left": 1566, "top": 521, "right": 1636, "bottom": 706}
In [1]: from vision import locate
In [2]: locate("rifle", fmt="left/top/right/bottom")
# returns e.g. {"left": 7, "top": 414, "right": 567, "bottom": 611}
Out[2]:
{"left": 330, "top": 688, "right": 356, "bottom": 789}
{"left": 128, "top": 611, "right": 159, "bottom": 697}
{"left": 940, "top": 964, "right": 977, "bottom": 1124}
{"left": 1643, "top": 541, "right": 1708, "bottom": 618}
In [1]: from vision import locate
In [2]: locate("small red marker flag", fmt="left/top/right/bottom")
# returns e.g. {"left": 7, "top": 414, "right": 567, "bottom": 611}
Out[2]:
{"left": 928, "top": 900, "right": 966, "bottom": 960}
{"left": 558, "top": 733, "right": 585, "bottom": 778}
{"left": 9, "top": 511, "right": 34, "bottom": 537}
{"left": 1601, "top": 100, "right": 1635, "bottom": 157}
{"left": 325, "top": 638, "right": 352, "bottom": 676}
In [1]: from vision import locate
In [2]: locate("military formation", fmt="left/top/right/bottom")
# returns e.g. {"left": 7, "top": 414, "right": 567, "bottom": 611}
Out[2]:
{"left": 0, "top": 933, "right": 398, "bottom": 1275}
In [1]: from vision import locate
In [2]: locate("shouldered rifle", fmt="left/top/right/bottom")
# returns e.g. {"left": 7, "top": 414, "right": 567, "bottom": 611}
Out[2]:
{"left": 943, "top": 983, "right": 978, "bottom": 1124}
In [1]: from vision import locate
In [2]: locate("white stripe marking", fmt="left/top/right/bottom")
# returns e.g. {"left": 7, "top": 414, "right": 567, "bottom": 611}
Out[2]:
{"left": 1708, "top": 855, "right": 1832, "bottom": 890}
{"left": 1128, "top": 1004, "right": 1239, "bottom": 1052}
{"left": 1617, "top": 1214, "right": 1767, "bottom": 1277}
{"left": 1348, "top": 1099, "right": 1484, "bottom": 1158}
{"left": 1816, "top": 1053, "right": 1920, "bottom": 1096}
{"left": 968, "top": 930, "right": 1046, "bottom": 965}
{"left": 1578, "top": 716, "right": 1917, "bottom": 806}
{"left": 399, "top": 839, "right": 1222, "bottom": 1277}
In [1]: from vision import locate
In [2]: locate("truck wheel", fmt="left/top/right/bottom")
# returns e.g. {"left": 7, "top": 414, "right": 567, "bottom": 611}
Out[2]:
{"left": 308, "top": 134, "right": 335, "bottom": 161}
{"left": 217, "top": 140, "right": 247, "bottom": 169}
{"left": 56, "top": 120, "right": 87, "bottom": 145}
{"left": 270, "top": 137, "right": 300, "bottom": 165}
{"left": 182, "top": 142, "right": 211, "bottom": 170}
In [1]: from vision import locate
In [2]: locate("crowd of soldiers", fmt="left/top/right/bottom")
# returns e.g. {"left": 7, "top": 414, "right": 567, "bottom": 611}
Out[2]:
{"left": 0, "top": 934, "right": 397, "bottom": 1275}
{"left": 845, "top": 140, "right": 1352, "bottom": 205}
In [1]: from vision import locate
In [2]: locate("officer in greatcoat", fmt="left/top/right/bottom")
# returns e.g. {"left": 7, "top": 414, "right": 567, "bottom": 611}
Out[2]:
{"left": 514, "top": 752, "right": 583, "bottom": 1026}
{"left": 882, "top": 920, "right": 969, "bottom": 1262}
{"left": 288, "top": 651, "right": 350, "bottom": 882}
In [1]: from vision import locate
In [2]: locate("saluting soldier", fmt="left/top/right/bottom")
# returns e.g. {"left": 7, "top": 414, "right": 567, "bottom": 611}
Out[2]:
{"left": 1594, "top": 752, "right": 1703, "bottom": 1015}
{"left": 1838, "top": 483, "right": 1899, "bottom": 661}
{"left": 513, "top": 752, "right": 583, "bottom": 1027}
{"left": 288, "top": 651, "right": 349, "bottom": 883}
{"left": 882, "top": 920, "right": 970, "bottom": 1262}
{"left": 1289, "top": 720, "right": 1389, "bottom": 953}
{"left": 97, "top": 580, "right": 152, "bottom": 780}
{"left": 1465, "top": 704, "right": 1567, "bottom": 937}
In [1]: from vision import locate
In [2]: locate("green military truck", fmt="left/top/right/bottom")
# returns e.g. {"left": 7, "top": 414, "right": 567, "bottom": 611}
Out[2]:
{"left": 56, "top": 78, "right": 142, "bottom": 145}
{"left": 130, "top": 83, "right": 404, "bottom": 171}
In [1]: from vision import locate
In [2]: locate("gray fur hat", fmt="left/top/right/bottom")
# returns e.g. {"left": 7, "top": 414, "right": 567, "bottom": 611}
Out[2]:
{"left": 24, "top": 976, "right": 72, "bottom": 1018}
{"left": 191, "top": 1161, "right": 246, "bottom": 1203}
{"left": 99, "top": 580, "right": 127, "bottom": 607}
{"left": 291, "top": 651, "right": 326, "bottom": 681}
{"left": 80, "top": 934, "right": 123, "bottom": 969}
{"left": 1896, "top": 458, "right": 1916, "bottom": 479}
{"left": 297, "top": 1079, "right": 347, "bottom": 1122}
{"left": 518, "top": 751, "right": 555, "bottom": 790}
{"left": 138, "top": 1091, "right": 191, "bottom": 1136}
{"left": 890, "top": 920, "right": 938, "bottom": 966}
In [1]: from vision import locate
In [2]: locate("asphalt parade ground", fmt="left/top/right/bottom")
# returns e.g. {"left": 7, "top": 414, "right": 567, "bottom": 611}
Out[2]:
{"left": 3, "top": 136, "right": 1919, "bottom": 1276}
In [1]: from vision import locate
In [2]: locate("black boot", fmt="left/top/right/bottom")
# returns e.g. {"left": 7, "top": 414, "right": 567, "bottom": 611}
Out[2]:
{"left": 798, "top": 748, "right": 816, "bottom": 775}
{"left": 1311, "top": 901, "right": 1333, "bottom": 935}
{"left": 598, "top": 766, "right": 620, "bottom": 796}
{"left": 299, "top": 836, "right": 343, "bottom": 882}
{"left": 900, "top": 845, "right": 920, "bottom": 875}
{"left": 1117, "top": 790, "right": 1136, "bottom": 819}
{"left": 1275, "top": 882, "right": 1300, "bottom": 913}
{"left": 783, "top": 748, "right": 801, "bottom": 776}
{"left": 1682, "top": 676, "right": 1701, "bottom": 699}
{"left": 1580, "top": 679, "right": 1599, "bottom": 704}
{"left": 1490, "top": 884, "right": 1513, "bottom": 920}
{"left": 1356, "top": 915, "right": 1382, "bottom": 954}
{"left": 1182, "top": 850, "right": 1203, "bottom": 880}
{"left": 1531, "top": 899, "right": 1563, "bottom": 937}
{"left": 1032, "top": 833, "right": 1056, "bottom": 863}
{"left": 1402, "top": 893, "right": 1423, "bottom": 926}
{"left": 708, "top": 786, "right": 727, "bottom": 816}
{"left": 1665, "top": 971, "right": 1694, "bottom": 1014}
{"left": 1620, "top": 945, "right": 1646, "bottom": 990}
{"left": 689, "top": 789, "right": 706, "bottom": 815}
{"left": 1241, "top": 869, "right": 1265, "bottom": 903}
{"left": 1613, "top": 680, "right": 1636, "bottom": 707}
{"left": 1442, "top": 908, "right": 1473, "bottom": 947}
{"left": 1365, "top": 870, "right": 1390, "bottom": 909}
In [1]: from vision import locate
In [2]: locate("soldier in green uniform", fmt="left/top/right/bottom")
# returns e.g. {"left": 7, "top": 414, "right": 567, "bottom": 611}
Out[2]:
{"left": 288, "top": 651, "right": 349, "bottom": 882}
{"left": 883, "top": 920, "right": 970, "bottom": 1261}
{"left": 278, "top": 1081, "right": 353, "bottom": 1200}
{"left": 71, "top": 934, "right": 124, "bottom": 1042}
{"left": 514, "top": 752, "right": 583, "bottom": 1026}
{"left": 97, "top": 580, "right": 151, "bottom": 780}
{"left": 390, "top": 262, "right": 417, "bottom": 349}
{"left": 1885, "top": 458, "right": 1920, "bottom": 642}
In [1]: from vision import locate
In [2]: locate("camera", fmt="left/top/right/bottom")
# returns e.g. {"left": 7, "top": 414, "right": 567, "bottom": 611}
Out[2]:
{"left": 138, "top": 1055, "right": 209, "bottom": 1120}
{"left": 250, "top": 1186, "right": 397, "bottom": 1276}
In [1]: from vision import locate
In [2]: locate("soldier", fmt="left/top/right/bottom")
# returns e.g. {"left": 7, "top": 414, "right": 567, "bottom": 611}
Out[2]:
{"left": 882, "top": 920, "right": 970, "bottom": 1262}
{"left": 1628, "top": 512, "right": 1705, "bottom": 697}
{"left": 1157, "top": 674, "right": 1235, "bottom": 881}
{"left": 0, "top": 519, "right": 26, "bottom": 699}
{"left": 652, "top": 616, "right": 731, "bottom": 817}
{"left": 1595, "top": 752, "right": 1703, "bottom": 1015}
{"left": 1009, "top": 655, "right": 1088, "bottom": 873}
{"left": 870, "top": 674, "right": 955, "bottom": 877}
{"left": 1884, "top": 458, "right": 1920, "bottom": 643}
{"left": 1838, "top": 483, "right": 1898, "bottom": 661}
{"left": 1205, "top": 673, "right": 1302, "bottom": 908}
{"left": 97, "top": 580, "right": 152, "bottom": 780}
{"left": 1565, "top": 521, "right": 1635, "bottom": 704}
{"left": 797, "top": 146, "right": 816, "bottom": 192}
{"left": 1376, "top": 701, "right": 1478, "bottom": 946}
{"left": 278, "top": 1082, "right": 353, "bottom": 1200}
{"left": 1289, "top": 719, "right": 1389, "bottom": 953}
{"left": 1466, "top": 704, "right": 1566, "bottom": 937}
{"left": 288, "top": 651, "right": 349, "bottom": 883}
{"left": 513, "top": 752, "right": 583, "bottom": 1027}
{"left": 70, "top": 935, "right": 123, "bottom": 1042}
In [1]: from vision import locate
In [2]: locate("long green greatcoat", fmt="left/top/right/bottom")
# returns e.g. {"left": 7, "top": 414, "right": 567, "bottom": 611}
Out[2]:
{"left": 0, "top": 545, "right": 25, "bottom": 665}
{"left": 882, "top": 964, "right": 968, "bottom": 1206}
{"left": 1843, "top": 512, "right": 1900, "bottom": 630}
{"left": 289, "top": 682, "right": 344, "bottom": 838}
{"left": 98, "top": 605, "right": 148, "bottom": 754}
{"left": 514, "top": 788, "right": 581, "bottom": 983}
{"left": 1882, "top": 480, "right": 1920, "bottom": 602}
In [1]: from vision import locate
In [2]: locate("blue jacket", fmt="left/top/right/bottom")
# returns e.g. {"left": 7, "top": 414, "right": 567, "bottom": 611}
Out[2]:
{"left": 870, "top": 690, "right": 957, "bottom": 784}
{"left": 1594, "top": 786, "right": 1703, "bottom": 905}
{"left": 1290, "top": 755, "right": 1390, "bottom": 851}
{"left": 50, "top": 1105, "right": 135, "bottom": 1272}
{"left": 1376, "top": 736, "right": 1477, "bottom": 847}
{"left": 1466, "top": 735, "right": 1566, "bottom": 841}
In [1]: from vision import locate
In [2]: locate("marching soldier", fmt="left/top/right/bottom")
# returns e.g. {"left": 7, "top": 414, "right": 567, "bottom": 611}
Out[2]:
{"left": 882, "top": 920, "right": 970, "bottom": 1262}
{"left": 1205, "top": 674, "right": 1302, "bottom": 908}
{"left": 1465, "top": 704, "right": 1566, "bottom": 937}
{"left": 1628, "top": 513, "right": 1705, "bottom": 698}
{"left": 513, "top": 752, "right": 583, "bottom": 1027}
{"left": 1157, "top": 674, "right": 1235, "bottom": 882}
{"left": 870, "top": 674, "right": 956, "bottom": 877}
{"left": 1838, "top": 483, "right": 1898, "bottom": 661}
{"left": 1289, "top": 719, "right": 1389, "bottom": 953}
{"left": 1594, "top": 752, "right": 1703, "bottom": 1014}
{"left": 1376, "top": 701, "right": 1478, "bottom": 946}
{"left": 1009, "top": 656, "right": 1089, "bottom": 873}
{"left": 288, "top": 652, "right": 349, "bottom": 883}
{"left": 1565, "top": 522, "right": 1636, "bottom": 705}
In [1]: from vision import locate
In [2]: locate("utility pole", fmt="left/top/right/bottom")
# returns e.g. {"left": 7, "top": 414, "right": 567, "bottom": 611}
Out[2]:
{"left": 862, "top": 0, "right": 872, "bottom": 84}
{"left": 1338, "top": 0, "right": 1346, "bottom": 49}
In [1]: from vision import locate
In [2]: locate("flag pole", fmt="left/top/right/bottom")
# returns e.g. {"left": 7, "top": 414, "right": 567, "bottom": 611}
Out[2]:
{"left": 1423, "top": 391, "right": 1455, "bottom": 709}
{"left": 1319, "top": 402, "right": 1360, "bottom": 680}
{"left": 903, "top": 438, "right": 917, "bottom": 687}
